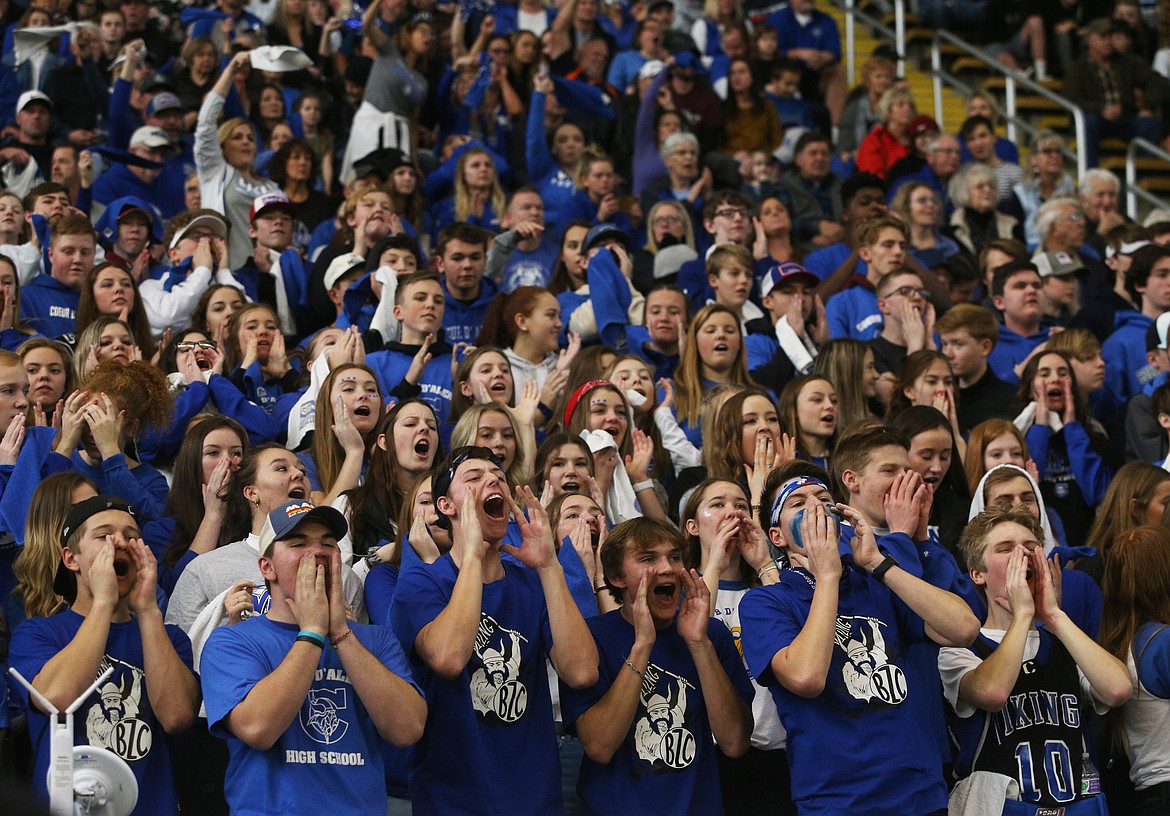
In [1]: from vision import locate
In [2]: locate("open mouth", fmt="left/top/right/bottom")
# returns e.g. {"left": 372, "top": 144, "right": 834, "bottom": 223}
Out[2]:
{"left": 353, "top": 405, "right": 371, "bottom": 417}
{"left": 1046, "top": 387, "right": 1063, "bottom": 399}
{"left": 652, "top": 581, "right": 678, "bottom": 601}
{"left": 113, "top": 557, "right": 130, "bottom": 577}
{"left": 713, "top": 342, "right": 729, "bottom": 353}
{"left": 288, "top": 486, "right": 306, "bottom": 499}
{"left": 414, "top": 438, "right": 430, "bottom": 457}
{"left": 561, "top": 479, "right": 580, "bottom": 492}
{"left": 483, "top": 493, "right": 507, "bottom": 520}
{"left": 197, "top": 359, "right": 211, "bottom": 370}
{"left": 490, "top": 381, "right": 508, "bottom": 394}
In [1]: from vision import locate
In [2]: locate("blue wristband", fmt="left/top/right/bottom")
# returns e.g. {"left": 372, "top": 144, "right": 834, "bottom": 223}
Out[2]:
{"left": 296, "top": 630, "right": 327, "bottom": 649}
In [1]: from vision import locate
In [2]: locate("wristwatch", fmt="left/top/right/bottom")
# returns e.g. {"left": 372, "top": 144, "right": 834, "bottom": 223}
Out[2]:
{"left": 364, "top": 546, "right": 384, "bottom": 567}
{"left": 870, "top": 554, "right": 899, "bottom": 583}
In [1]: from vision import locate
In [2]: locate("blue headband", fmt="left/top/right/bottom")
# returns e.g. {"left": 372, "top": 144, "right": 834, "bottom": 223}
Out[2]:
{"left": 769, "top": 476, "right": 830, "bottom": 527}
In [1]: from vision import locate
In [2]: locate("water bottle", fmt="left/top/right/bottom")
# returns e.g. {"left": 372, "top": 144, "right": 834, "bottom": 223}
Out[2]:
{"left": 1081, "top": 751, "right": 1101, "bottom": 796}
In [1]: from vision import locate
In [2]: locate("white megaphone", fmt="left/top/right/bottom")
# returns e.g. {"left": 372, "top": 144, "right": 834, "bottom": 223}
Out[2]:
{"left": 9, "top": 667, "right": 139, "bottom": 816}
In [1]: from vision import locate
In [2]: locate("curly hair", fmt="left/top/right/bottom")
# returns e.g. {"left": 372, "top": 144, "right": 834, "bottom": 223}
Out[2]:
{"left": 80, "top": 360, "right": 174, "bottom": 435}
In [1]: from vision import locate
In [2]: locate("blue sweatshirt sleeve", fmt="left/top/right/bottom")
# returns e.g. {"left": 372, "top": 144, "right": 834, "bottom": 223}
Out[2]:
{"left": 587, "top": 249, "right": 633, "bottom": 352}
{"left": 208, "top": 374, "right": 281, "bottom": 443}
{"left": 74, "top": 184, "right": 93, "bottom": 217}
{"left": 0, "top": 427, "right": 58, "bottom": 544}
{"left": 1062, "top": 420, "right": 1113, "bottom": 506}
{"left": 422, "top": 143, "right": 464, "bottom": 203}
{"left": 138, "top": 382, "right": 211, "bottom": 463}
{"left": 558, "top": 535, "right": 600, "bottom": 619}
{"left": 526, "top": 91, "right": 554, "bottom": 183}
{"left": 1025, "top": 424, "right": 1051, "bottom": 475}
{"left": 634, "top": 63, "right": 667, "bottom": 167}
{"left": 99, "top": 453, "right": 168, "bottom": 521}
{"left": 363, "top": 555, "right": 399, "bottom": 628}
{"left": 108, "top": 77, "right": 137, "bottom": 150}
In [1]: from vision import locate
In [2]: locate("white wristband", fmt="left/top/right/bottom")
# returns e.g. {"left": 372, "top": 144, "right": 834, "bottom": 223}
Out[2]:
{"left": 632, "top": 480, "right": 654, "bottom": 492}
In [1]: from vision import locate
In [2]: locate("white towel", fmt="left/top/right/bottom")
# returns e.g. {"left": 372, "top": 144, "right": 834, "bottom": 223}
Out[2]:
{"left": 286, "top": 345, "right": 334, "bottom": 450}
{"left": 948, "top": 771, "right": 1020, "bottom": 816}
{"left": 579, "top": 429, "right": 641, "bottom": 523}
{"left": 1012, "top": 401, "right": 1062, "bottom": 434}
{"left": 187, "top": 586, "right": 232, "bottom": 718}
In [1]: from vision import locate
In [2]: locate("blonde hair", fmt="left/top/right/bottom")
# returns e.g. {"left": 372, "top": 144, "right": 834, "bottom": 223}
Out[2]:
{"left": 878, "top": 86, "right": 915, "bottom": 121}
{"left": 217, "top": 117, "right": 256, "bottom": 158}
{"left": 14, "top": 473, "right": 98, "bottom": 619}
{"left": 644, "top": 200, "right": 697, "bottom": 254}
{"left": 450, "top": 403, "right": 529, "bottom": 486}
{"left": 455, "top": 149, "right": 506, "bottom": 227}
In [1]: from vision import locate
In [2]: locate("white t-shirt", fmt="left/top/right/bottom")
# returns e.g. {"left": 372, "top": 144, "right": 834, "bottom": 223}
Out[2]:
{"left": 938, "top": 627, "right": 1103, "bottom": 719}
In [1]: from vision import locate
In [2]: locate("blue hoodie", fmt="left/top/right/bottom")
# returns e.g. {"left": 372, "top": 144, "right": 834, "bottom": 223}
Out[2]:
{"left": 1103, "top": 310, "right": 1157, "bottom": 406}
{"left": 20, "top": 275, "right": 79, "bottom": 339}
{"left": 441, "top": 276, "right": 499, "bottom": 346}
{"left": 91, "top": 163, "right": 184, "bottom": 220}
{"left": 987, "top": 323, "right": 1049, "bottom": 385}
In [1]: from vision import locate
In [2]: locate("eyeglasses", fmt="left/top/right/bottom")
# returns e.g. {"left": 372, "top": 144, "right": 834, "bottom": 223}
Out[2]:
{"left": 715, "top": 207, "right": 750, "bottom": 220}
{"left": 1061, "top": 212, "right": 1085, "bottom": 222}
{"left": 652, "top": 214, "right": 684, "bottom": 226}
{"left": 884, "top": 286, "right": 931, "bottom": 300}
{"left": 176, "top": 340, "right": 218, "bottom": 352}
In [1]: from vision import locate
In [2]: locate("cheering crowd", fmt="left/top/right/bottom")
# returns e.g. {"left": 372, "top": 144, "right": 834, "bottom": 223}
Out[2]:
{"left": 3, "top": 0, "right": 1170, "bottom": 814}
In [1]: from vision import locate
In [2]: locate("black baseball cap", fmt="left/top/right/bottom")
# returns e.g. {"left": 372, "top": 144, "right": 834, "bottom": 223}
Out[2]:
{"left": 55, "top": 497, "right": 138, "bottom": 603}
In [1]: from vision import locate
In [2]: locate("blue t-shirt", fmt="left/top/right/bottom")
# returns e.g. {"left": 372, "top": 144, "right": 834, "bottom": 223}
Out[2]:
{"left": 391, "top": 554, "right": 562, "bottom": 815}
{"left": 201, "top": 617, "right": 420, "bottom": 816}
{"left": 739, "top": 567, "right": 948, "bottom": 816}
{"left": 560, "top": 610, "right": 753, "bottom": 816}
{"left": 825, "top": 285, "right": 881, "bottom": 340}
{"left": 1135, "top": 621, "right": 1170, "bottom": 699}
{"left": 10, "top": 609, "right": 194, "bottom": 816}
{"left": 500, "top": 232, "right": 560, "bottom": 293}
{"left": 803, "top": 242, "right": 867, "bottom": 283}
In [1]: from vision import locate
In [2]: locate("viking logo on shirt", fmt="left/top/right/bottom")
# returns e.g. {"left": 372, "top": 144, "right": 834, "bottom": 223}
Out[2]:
{"left": 834, "top": 616, "right": 907, "bottom": 705}
{"left": 633, "top": 665, "right": 697, "bottom": 772}
{"left": 300, "top": 687, "right": 350, "bottom": 744}
{"left": 251, "top": 586, "right": 272, "bottom": 616}
{"left": 470, "top": 613, "right": 529, "bottom": 724}
{"left": 86, "top": 656, "right": 152, "bottom": 762}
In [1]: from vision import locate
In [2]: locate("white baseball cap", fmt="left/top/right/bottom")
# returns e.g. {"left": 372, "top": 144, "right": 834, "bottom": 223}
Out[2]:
{"left": 130, "top": 126, "right": 170, "bottom": 150}
{"left": 324, "top": 252, "right": 366, "bottom": 290}
{"left": 17, "top": 90, "right": 52, "bottom": 112}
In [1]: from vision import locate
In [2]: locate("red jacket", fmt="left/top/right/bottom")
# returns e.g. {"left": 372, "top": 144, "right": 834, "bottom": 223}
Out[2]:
{"left": 856, "top": 124, "right": 911, "bottom": 179}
